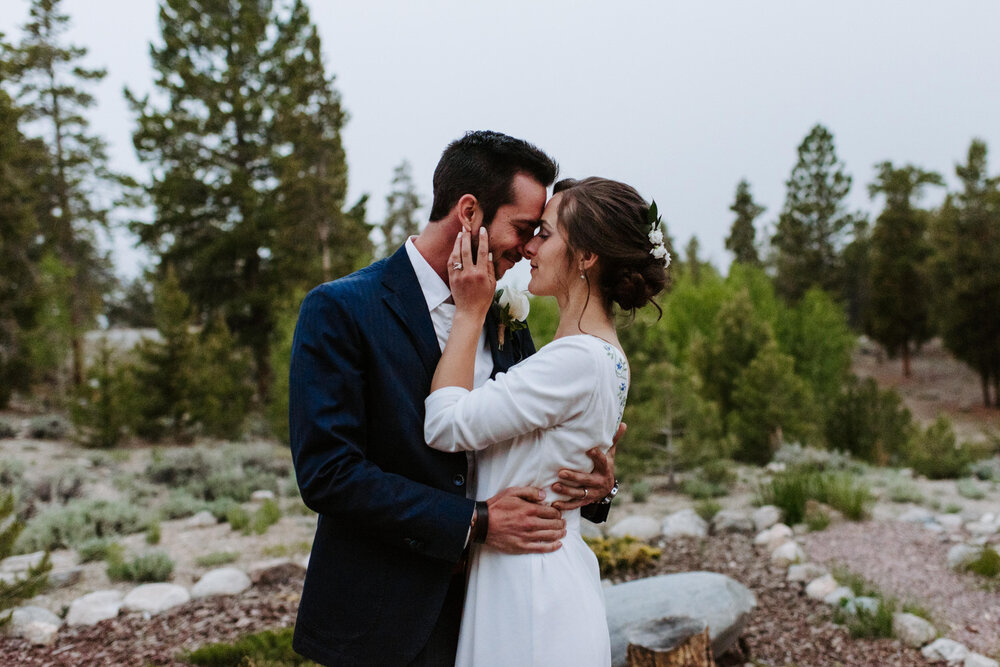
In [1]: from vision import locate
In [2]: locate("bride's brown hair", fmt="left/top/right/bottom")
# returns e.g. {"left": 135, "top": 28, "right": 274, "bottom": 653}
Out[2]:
{"left": 552, "top": 177, "right": 668, "bottom": 315}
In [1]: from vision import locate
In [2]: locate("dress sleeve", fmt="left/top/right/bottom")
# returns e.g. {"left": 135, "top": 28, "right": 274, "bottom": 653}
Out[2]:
{"left": 424, "top": 337, "right": 599, "bottom": 452}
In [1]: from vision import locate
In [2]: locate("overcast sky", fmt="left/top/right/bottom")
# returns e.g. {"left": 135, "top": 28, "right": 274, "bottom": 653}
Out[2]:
{"left": 3, "top": 0, "right": 999, "bottom": 286}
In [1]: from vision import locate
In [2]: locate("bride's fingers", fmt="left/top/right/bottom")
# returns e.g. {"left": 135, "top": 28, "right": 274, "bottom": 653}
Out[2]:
{"left": 477, "top": 227, "right": 490, "bottom": 270}
{"left": 448, "top": 231, "right": 463, "bottom": 275}
{"left": 461, "top": 226, "right": 475, "bottom": 271}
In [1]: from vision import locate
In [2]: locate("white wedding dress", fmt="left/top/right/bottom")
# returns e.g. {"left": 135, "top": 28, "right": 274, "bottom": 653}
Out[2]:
{"left": 424, "top": 334, "right": 628, "bottom": 667}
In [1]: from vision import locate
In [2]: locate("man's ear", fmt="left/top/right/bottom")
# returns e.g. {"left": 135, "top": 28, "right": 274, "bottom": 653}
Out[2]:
{"left": 457, "top": 194, "right": 480, "bottom": 233}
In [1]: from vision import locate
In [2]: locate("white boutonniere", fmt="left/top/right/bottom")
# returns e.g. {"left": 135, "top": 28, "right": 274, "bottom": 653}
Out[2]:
{"left": 494, "top": 287, "right": 529, "bottom": 350}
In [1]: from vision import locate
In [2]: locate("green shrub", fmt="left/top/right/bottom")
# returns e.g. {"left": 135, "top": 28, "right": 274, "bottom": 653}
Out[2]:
{"left": 905, "top": 417, "right": 973, "bottom": 480}
{"left": 195, "top": 551, "right": 240, "bottom": 568}
{"left": 584, "top": 536, "right": 661, "bottom": 578}
{"left": 70, "top": 342, "right": 129, "bottom": 448}
{"left": 146, "top": 520, "right": 161, "bottom": 545}
{"left": 681, "top": 477, "right": 728, "bottom": 499}
{"left": 804, "top": 502, "right": 832, "bottom": 531}
{"left": 160, "top": 490, "right": 210, "bottom": 520}
{"left": 695, "top": 499, "right": 722, "bottom": 522}
{"left": 956, "top": 478, "right": 987, "bottom": 500}
{"left": 969, "top": 458, "right": 1000, "bottom": 482}
{"left": 76, "top": 537, "right": 116, "bottom": 563}
{"left": 834, "top": 599, "right": 895, "bottom": 639}
{"left": 966, "top": 547, "right": 1000, "bottom": 578}
{"left": 31, "top": 467, "right": 86, "bottom": 504}
{"left": 28, "top": 415, "right": 70, "bottom": 440}
{"left": 629, "top": 480, "right": 651, "bottom": 503}
{"left": 182, "top": 626, "right": 313, "bottom": 666}
{"left": 1, "top": 492, "right": 51, "bottom": 622}
{"left": 0, "top": 419, "right": 17, "bottom": 439}
{"left": 146, "top": 445, "right": 283, "bottom": 503}
{"left": 226, "top": 506, "right": 250, "bottom": 532}
{"left": 887, "top": 480, "right": 924, "bottom": 504}
{"left": 106, "top": 547, "right": 174, "bottom": 582}
{"left": 825, "top": 376, "right": 913, "bottom": 465}
{"left": 248, "top": 500, "right": 282, "bottom": 535}
{"left": 758, "top": 469, "right": 873, "bottom": 525}
{"left": 701, "top": 459, "right": 736, "bottom": 486}
{"left": 15, "top": 499, "right": 150, "bottom": 553}
{"left": 209, "top": 498, "right": 240, "bottom": 523}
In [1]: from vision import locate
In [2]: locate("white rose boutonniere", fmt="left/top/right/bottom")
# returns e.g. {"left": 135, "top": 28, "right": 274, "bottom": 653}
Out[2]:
{"left": 494, "top": 287, "right": 530, "bottom": 350}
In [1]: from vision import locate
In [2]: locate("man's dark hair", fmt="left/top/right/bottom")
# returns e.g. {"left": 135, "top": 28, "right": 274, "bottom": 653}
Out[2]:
{"left": 428, "top": 130, "right": 558, "bottom": 224}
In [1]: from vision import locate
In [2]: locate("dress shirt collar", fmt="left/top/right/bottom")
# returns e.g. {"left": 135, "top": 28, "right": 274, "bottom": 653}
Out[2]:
{"left": 404, "top": 236, "right": 452, "bottom": 312}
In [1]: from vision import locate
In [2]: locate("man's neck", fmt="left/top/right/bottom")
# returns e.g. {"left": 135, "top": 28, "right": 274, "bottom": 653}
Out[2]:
{"left": 412, "top": 219, "right": 462, "bottom": 285}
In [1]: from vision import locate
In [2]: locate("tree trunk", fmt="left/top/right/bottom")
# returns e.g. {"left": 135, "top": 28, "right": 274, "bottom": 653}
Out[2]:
{"left": 626, "top": 617, "right": 716, "bottom": 667}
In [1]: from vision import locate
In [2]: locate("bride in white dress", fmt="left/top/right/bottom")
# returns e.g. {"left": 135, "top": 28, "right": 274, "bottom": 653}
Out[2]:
{"left": 423, "top": 177, "right": 670, "bottom": 667}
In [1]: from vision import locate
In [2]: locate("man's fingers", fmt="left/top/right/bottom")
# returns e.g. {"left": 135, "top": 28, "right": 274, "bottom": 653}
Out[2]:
{"left": 586, "top": 447, "right": 608, "bottom": 475}
{"left": 494, "top": 486, "right": 546, "bottom": 503}
{"left": 556, "top": 469, "right": 595, "bottom": 488}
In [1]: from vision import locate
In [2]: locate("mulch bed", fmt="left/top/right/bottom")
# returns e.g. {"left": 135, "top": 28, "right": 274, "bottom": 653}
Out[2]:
{"left": 2, "top": 533, "right": 928, "bottom": 666}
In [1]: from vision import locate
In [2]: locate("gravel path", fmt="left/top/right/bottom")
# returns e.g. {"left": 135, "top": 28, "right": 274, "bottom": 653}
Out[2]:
{"left": 804, "top": 520, "right": 1000, "bottom": 657}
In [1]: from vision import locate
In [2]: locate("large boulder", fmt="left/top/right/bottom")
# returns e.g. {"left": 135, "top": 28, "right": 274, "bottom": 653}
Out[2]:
{"left": 661, "top": 509, "right": 708, "bottom": 540}
{"left": 608, "top": 515, "right": 662, "bottom": 542}
{"left": 122, "top": 583, "right": 191, "bottom": 614}
{"left": 605, "top": 571, "right": 756, "bottom": 666}
{"left": 66, "top": 590, "right": 124, "bottom": 626}
{"left": 191, "top": 567, "right": 251, "bottom": 598}
{"left": 892, "top": 612, "right": 936, "bottom": 648}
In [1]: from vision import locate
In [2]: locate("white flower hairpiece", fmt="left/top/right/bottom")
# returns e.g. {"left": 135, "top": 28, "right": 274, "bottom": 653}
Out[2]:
{"left": 647, "top": 200, "right": 671, "bottom": 267}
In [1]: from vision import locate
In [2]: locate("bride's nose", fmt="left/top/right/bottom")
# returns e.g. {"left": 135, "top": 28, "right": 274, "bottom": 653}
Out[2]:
{"left": 521, "top": 235, "right": 540, "bottom": 259}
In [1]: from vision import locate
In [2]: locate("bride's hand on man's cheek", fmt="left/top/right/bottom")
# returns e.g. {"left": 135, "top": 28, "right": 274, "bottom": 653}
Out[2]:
{"left": 448, "top": 227, "right": 496, "bottom": 317}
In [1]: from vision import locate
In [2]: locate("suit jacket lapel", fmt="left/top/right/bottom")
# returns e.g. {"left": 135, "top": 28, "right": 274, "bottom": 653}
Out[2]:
{"left": 381, "top": 246, "right": 441, "bottom": 381}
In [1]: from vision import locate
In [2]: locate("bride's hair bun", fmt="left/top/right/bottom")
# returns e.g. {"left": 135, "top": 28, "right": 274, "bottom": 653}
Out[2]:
{"left": 552, "top": 178, "right": 669, "bottom": 315}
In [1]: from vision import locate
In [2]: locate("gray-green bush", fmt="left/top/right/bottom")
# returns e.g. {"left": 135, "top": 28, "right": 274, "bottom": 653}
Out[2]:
{"left": 14, "top": 499, "right": 150, "bottom": 553}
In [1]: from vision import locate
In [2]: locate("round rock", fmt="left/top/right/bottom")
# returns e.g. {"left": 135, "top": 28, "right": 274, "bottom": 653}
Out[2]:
{"left": 66, "top": 590, "right": 124, "bottom": 626}
{"left": 892, "top": 612, "right": 937, "bottom": 648}
{"left": 921, "top": 638, "right": 969, "bottom": 664}
{"left": 711, "top": 510, "right": 754, "bottom": 535}
{"left": 661, "top": 509, "right": 708, "bottom": 540}
{"left": 608, "top": 515, "right": 662, "bottom": 541}
{"left": 804, "top": 574, "right": 838, "bottom": 600}
{"left": 191, "top": 567, "right": 252, "bottom": 598}
{"left": 770, "top": 541, "right": 805, "bottom": 567}
{"left": 752, "top": 505, "right": 782, "bottom": 532}
{"left": 122, "top": 583, "right": 191, "bottom": 614}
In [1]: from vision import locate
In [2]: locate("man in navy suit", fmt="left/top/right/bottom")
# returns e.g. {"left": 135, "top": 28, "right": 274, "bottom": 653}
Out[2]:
{"left": 289, "top": 131, "right": 617, "bottom": 665}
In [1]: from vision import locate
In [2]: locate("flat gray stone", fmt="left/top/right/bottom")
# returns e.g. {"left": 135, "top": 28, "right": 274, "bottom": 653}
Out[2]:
{"left": 66, "top": 590, "right": 123, "bottom": 626}
{"left": 754, "top": 524, "right": 792, "bottom": 552}
{"left": 892, "top": 612, "right": 937, "bottom": 648}
{"left": 608, "top": 515, "right": 661, "bottom": 541}
{"left": 661, "top": 509, "right": 708, "bottom": 539}
{"left": 6, "top": 606, "right": 62, "bottom": 640}
{"left": 898, "top": 507, "right": 935, "bottom": 524}
{"left": 752, "top": 505, "right": 782, "bottom": 531}
{"left": 122, "top": 583, "right": 190, "bottom": 614}
{"left": 0, "top": 551, "right": 46, "bottom": 573}
{"left": 937, "top": 514, "right": 964, "bottom": 530}
{"left": 966, "top": 653, "right": 1000, "bottom": 667}
{"left": 191, "top": 567, "right": 251, "bottom": 598}
{"left": 921, "top": 638, "right": 969, "bottom": 664}
{"left": 21, "top": 621, "right": 59, "bottom": 645}
{"left": 250, "top": 489, "right": 275, "bottom": 502}
{"left": 605, "top": 571, "right": 756, "bottom": 666}
{"left": 711, "top": 510, "right": 754, "bottom": 534}
{"left": 48, "top": 566, "right": 84, "bottom": 589}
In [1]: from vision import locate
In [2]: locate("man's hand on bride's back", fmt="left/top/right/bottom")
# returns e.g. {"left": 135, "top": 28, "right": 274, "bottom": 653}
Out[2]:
{"left": 485, "top": 486, "right": 565, "bottom": 554}
{"left": 449, "top": 227, "right": 496, "bottom": 322}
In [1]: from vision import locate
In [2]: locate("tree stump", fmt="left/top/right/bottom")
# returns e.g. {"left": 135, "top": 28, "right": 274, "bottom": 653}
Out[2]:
{"left": 625, "top": 616, "right": 716, "bottom": 667}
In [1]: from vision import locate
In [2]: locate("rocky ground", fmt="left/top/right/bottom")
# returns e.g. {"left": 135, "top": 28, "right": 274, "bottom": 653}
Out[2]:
{"left": 2, "top": 341, "right": 1000, "bottom": 665}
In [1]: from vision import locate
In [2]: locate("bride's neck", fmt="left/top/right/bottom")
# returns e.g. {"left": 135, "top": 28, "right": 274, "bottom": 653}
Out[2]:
{"left": 553, "top": 288, "right": 617, "bottom": 344}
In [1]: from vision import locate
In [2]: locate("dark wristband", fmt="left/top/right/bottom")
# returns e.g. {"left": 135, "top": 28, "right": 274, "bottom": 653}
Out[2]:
{"left": 473, "top": 501, "right": 489, "bottom": 544}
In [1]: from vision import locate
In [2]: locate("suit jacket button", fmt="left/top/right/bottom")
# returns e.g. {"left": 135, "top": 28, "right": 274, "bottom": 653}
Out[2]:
{"left": 452, "top": 474, "right": 465, "bottom": 487}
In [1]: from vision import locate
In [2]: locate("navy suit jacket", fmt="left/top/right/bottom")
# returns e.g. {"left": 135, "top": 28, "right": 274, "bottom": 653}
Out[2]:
{"left": 289, "top": 245, "right": 610, "bottom": 665}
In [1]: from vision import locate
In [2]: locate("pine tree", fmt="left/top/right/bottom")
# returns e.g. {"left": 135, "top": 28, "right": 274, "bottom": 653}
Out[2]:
{"left": 725, "top": 179, "right": 764, "bottom": 266}
{"left": 1, "top": 492, "right": 51, "bottom": 623}
{"left": 7, "top": 0, "right": 117, "bottom": 389}
{"left": 771, "top": 124, "right": 859, "bottom": 302}
{"left": 866, "top": 162, "right": 943, "bottom": 376}
{"left": 380, "top": 160, "right": 423, "bottom": 257}
{"left": 929, "top": 140, "right": 1000, "bottom": 407}
{"left": 0, "top": 86, "right": 44, "bottom": 407}
{"left": 126, "top": 0, "right": 362, "bottom": 399}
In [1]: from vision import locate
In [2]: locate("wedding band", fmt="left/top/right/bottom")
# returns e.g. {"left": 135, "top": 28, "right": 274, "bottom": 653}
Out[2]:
{"left": 453, "top": 262, "right": 463, "bottom": 270}
{"left": 583, "top": 488, "right": 589, "bottom": 499}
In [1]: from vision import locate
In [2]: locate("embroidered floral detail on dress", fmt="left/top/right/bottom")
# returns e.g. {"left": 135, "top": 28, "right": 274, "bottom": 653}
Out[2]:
{"left": 601, "top": 343, "right": 630, "bottom": 425}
